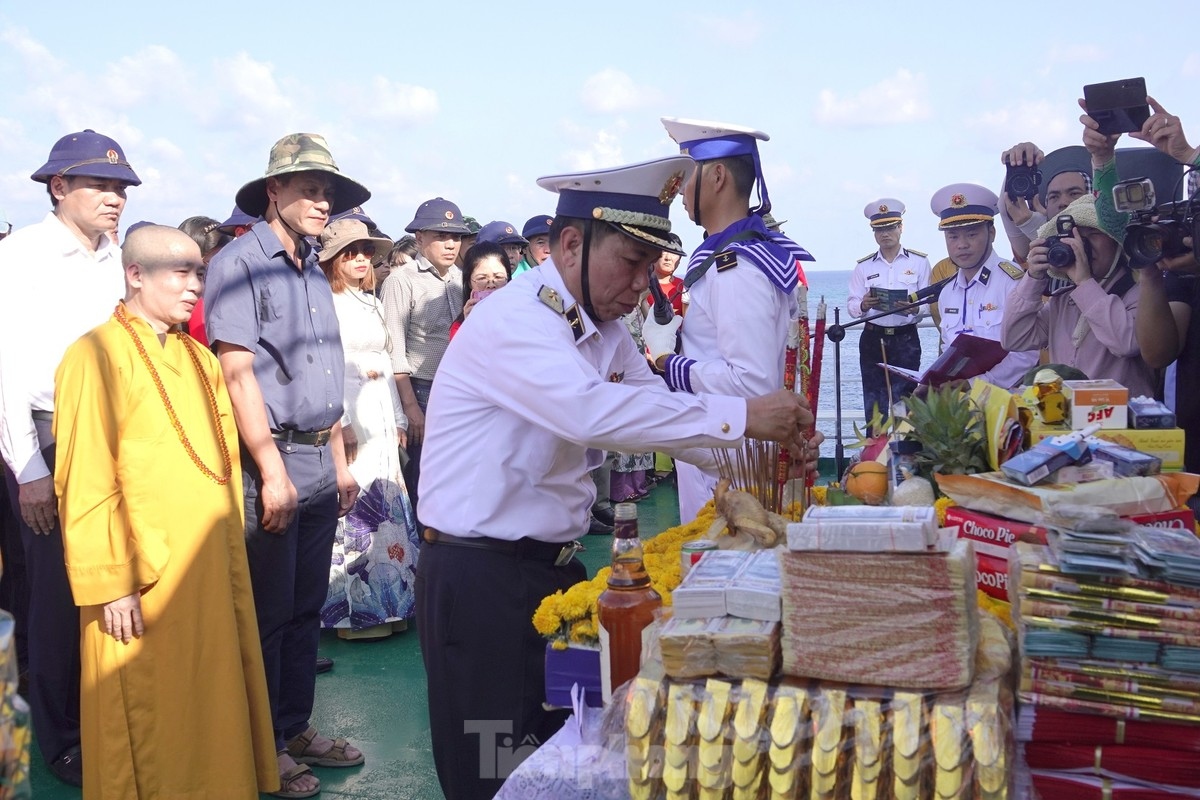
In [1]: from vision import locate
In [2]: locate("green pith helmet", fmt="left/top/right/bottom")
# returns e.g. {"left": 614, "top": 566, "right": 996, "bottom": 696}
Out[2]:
{"left": 235, "top": 132, "right": 371, "bottom": 217}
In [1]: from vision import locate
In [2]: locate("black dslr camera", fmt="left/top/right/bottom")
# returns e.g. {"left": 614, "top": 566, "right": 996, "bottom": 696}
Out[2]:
{"left": 1044, "top": 215, "right": 1077, "bottom": 269}
{"left": 1005, "top": 162, "right": 1042, "bottom": 203}
{"left": 1116, "top": 177, "right": 1200, "bottom": 269}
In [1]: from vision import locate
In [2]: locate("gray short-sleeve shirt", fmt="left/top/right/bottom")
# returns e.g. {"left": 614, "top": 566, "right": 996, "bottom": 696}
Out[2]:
{"left": 205, "top": 221, "right": 345, "bottom": 432}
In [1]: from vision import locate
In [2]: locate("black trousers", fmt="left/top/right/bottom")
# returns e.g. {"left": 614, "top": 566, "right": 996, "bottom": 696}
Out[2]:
{"left": 3, "top": 432, "right": 80, "bottom": 766}
{"left": 416, "top": 539, "right": 586, "bottom": 800}
{"left": 858, "top": 324, "right": 921, "bottom": 424}
{"left": 404, "top": 377, "right": 433, "bottom": 529}
{"left": 241, "top": 442, "right": 339, "bottom": 749}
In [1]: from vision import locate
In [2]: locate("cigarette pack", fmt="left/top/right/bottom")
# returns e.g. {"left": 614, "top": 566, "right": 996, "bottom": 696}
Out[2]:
{"left": 1129, "top": 396, "right": 1177, "bottom": 429}
{"left": 1000, "top": 426, "right": 1096, "bottom": 486}
{"left": 786, "top": 505, "right": 937, "bottom": 551}
{"left": 1087, "top": 437, "right": 1163, "bottom": 477}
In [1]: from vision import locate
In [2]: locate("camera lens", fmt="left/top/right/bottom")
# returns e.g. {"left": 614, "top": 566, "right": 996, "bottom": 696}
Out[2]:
{"left": 1045, "top": 239, "right": 1075, "bottom": 268}
{"left": 1124, "top": 223, "right": 1169, "bottom": 267}
{"left": 1009, "top": 174, "right": 1032, "bottom": 196}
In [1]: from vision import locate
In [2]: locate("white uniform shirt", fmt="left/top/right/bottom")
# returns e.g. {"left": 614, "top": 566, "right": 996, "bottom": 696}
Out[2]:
{"left": 847, "top": 248, "right": 932, "bottom": 327}
{"left": 0, "top": 213, "right": 124, "bottom": 482}
{"left": 672, "top": 251, "right": 791, "bottom": 396}
{"left": 935, "top": 248, "right": 1038, "bottom": 388}
{"left": 417, "top": 259, "right": 746, "bottom": 543}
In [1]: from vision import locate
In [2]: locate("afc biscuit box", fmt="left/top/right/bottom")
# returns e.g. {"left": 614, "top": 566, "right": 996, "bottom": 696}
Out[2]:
{"left": 1062, "top": 378, "right": 1129, "bottom": 429}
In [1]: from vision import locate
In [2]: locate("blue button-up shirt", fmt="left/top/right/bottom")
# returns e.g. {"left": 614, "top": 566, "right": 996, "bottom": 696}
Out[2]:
{"left": 204, "top": 221, "right": 345, "bottom": 432}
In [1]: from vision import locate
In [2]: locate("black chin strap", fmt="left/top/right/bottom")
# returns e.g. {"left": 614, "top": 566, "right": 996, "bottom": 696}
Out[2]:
{"left": 691, "top": 162, "right": 704, "bottom": 231}
{"left": 274, "top": 200, "right": 309, "bottom": 260}
{"left": 579, "top": 219, "right": 598, "bottom": 322}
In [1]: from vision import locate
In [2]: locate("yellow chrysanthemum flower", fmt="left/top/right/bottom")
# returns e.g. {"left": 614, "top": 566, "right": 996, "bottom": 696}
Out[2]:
{"left": 934, "top": 496, "right": 956, "bottom": 527}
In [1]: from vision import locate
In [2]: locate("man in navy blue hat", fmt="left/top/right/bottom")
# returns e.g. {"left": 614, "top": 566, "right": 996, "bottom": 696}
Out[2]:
{"left": 514, "top": 214, "right": 554, "bottom": 275}
{"left": 205, "top": 132, "right": 369, "bottom": 797}
{"left": 381, "top": 197, "right": 471, "bottom": 525}
{"left": 848, "top": 198, "right": 931, "bottom": 423}
{"left": 930, "top": 182, "right": 1038, "bottom": 388}
{"left": 0, "top": 129, "right": 142, "bottom": 786}
{"left": 476, "top": 219, "right": 528, "bottom": 272}
{"left": 416, "top": 155, "right": 817, "bottom": 800}
{"left": 648, "top": 117, "right": 816, "bottom": 523}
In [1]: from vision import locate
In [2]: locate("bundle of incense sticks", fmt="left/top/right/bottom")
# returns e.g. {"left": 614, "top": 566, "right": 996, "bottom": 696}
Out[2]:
{"left": 1028, "top": 771, "right": 1200, "bottom": 799}
{"left": 1017, "top": 705, "right": 1200, "bottom": 750}
{"left": 1024, "top": 743, "right": 1200, "bottom": 787}
{"left": 715, "top": 438, "right": 801, "bottom": 517}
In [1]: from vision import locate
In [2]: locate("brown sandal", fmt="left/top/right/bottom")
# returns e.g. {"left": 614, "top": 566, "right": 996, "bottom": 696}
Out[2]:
{"left": 285, "top": 725, "right": 365, "bottom": 768}
{"left": 271, "top": 760, "right": 320, "bottom": 798}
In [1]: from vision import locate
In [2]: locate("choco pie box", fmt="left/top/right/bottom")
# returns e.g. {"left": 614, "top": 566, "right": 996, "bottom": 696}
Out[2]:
{"left": 945, "top": 507, "right": 1049, "bottom": 600}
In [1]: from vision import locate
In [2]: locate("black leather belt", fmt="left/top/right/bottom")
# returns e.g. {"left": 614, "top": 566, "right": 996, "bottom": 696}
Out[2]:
{"left": 31, "top": 410, "right": 52, "bottom": 422}
{"left": 865, "top": 322, "right": 916, "bottom": 336}
{"left": 271, "top": 427, "right": 333, "bottom": 446}
{"left": 423, "top": 528, "right": 581, "bottom": 566}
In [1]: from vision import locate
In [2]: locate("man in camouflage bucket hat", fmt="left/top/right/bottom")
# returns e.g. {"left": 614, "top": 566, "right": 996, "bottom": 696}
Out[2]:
{"left": 205, "top": 133, "right": 367, "bottom": 798}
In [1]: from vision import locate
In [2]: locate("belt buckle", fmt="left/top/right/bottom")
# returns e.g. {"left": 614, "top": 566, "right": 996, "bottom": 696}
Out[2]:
{"left": 554, "top": 541, "right": 582, "bottom": 567}
{"left": 884, "top": 326, "right": 895, "bottom": 335}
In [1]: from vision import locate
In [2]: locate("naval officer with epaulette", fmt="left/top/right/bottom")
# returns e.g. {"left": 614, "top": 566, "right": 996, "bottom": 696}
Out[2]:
{"left": 414, "top": 155, "right": 820, "bottom": 800}
{"left": 931, "top": 183, "right": 1038, "bottom": 388}
{"left": 847, "top": 198, "right": 931, "bottom": 424}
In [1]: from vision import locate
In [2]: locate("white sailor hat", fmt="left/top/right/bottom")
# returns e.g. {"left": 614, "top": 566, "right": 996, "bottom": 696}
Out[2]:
{"left": 661, "top": 117, "right": 772, "bottom": 214}
{"left": 536, "top": 156, "right": 694, "bottom": 256}
{"left": 930, "top": 183, "right": 999, "bottom": 230}
{"left": 864, "top": 198, "right": 905, "bottom": 228}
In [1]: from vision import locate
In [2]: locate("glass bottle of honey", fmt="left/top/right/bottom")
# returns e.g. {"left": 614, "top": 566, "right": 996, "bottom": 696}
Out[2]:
{"left": 597, "top": 502, "right": 661, "bottom": 702}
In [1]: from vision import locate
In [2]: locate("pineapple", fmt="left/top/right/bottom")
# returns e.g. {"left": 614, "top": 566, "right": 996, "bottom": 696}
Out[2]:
{"left": 902, "top": 385, "right": 989, "bottom": 491}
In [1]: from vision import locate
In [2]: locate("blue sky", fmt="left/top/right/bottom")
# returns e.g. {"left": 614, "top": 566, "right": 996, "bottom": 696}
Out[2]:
{"left": 2, "top": 1, "right": 1198, "bottom": 271}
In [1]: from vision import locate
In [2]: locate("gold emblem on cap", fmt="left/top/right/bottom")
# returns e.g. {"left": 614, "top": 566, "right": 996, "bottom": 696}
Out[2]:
{"left": 505, "top": 226, "right": 513, "bottom": 234}
{"left": 659, "top": 171, "right": 685, "bottom": 205}
{"left": 444, "top": 211, "right": 454, "bottom": 220}
{"left": 951, "top": 193, "right": 966, "bottom": 208}
{"left": 106, "top": 149, "right": 118, "bottom": 164}
{"left": 878, "top": 204, "right": 889, "bottom": 213}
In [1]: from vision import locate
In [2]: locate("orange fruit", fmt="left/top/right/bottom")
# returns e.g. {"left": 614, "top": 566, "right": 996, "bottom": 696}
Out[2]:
{"left": 845, "top": 461, "right": 889, "bottom": 505}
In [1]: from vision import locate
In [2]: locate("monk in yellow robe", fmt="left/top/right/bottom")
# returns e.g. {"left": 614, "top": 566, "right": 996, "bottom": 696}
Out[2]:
{"left": 53, "top": 225, "right": 280, "bottom": 799}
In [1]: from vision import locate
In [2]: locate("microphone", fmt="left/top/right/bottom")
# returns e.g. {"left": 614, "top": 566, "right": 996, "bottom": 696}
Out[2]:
{"left": 906, "top": 273, "right": 957, "bottom": 305}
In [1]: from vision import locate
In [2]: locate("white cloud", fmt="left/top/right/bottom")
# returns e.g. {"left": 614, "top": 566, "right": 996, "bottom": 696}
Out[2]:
{"left": 558, "top": 119, "right": 628, "bottom": 171}
{"left": 103, "top": 46, "right": 189, "bottom": 108}
{"left": 362, "top": 76, "right": 439, "bottom": 124}
{"left": 1042, "top": 44, "right": 1104, "bottom": 66}
{"left": 692, "top": 11, "right": 763, "bottom": 47}
{"left": 963, "top": 99, "right": 1074, "bottom": 153}
{"left": 208, "top": 52, "right": 297, "bottom": 132}
{"left": 815, "top": 70, "right": 931, "bottom": 127}
{"left": 580, "top": 69, "right": 661, "bottom": 114}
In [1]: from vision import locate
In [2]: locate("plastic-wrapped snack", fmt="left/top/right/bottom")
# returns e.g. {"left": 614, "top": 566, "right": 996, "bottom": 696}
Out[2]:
{"left": 811, "top": 688, "right": 849, "bottom": 799}
{"left": 851, "top": 696, "right": 887, "bottom": 799}
{"left": 891, "top": 691, "right": 931, "bottom": 800}
{"left": 931, "top": 692, "right": 972, "bottom": 800}
{"left": 730, "top": 679, "right": 769, "bottom": 800}
{"left": 767, "top": 684, "right": 812, "bottom": 800}
{"left": 627, "top": 665, "right": 667, "bottom": 800}
{"left": 696, "top": 679, "right": 733, "bottom": 800}
{"left": 969, "top": 678, "right": 1009, "bottom": 800}
{"left": 662, "top": 680, "right": 699, "bottom": 800}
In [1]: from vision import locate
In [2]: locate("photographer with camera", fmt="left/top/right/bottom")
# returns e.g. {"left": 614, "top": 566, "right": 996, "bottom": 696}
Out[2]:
{"left": 998, "top": 142, "right": 1093, "bottom": 262}
{"left": 1127, "top": 99, "right": 1200, "bottom": 476}
{"left": 1000, "top": 191, "right": 1154, "bottom": 397}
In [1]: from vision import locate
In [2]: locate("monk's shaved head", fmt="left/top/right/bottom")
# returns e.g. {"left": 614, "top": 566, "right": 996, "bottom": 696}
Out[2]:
{"left": 122, "top": 225, "right": 201, "bottom": 271}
